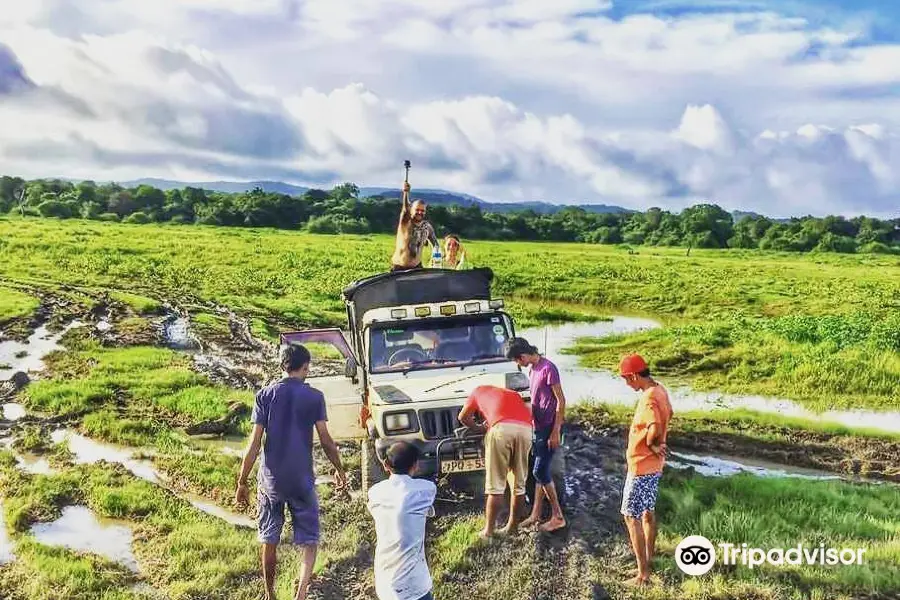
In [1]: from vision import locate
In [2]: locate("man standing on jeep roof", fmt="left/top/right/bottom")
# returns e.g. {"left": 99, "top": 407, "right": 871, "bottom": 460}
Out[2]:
{"left": 619, "top": 353, "right": 673, "bottom": 587}
{"left": 235, "top": 344, "right": 348, "bottom": 600}
{"left": 458, "top": 384, "right": 533, "bottom": 538}
{"left": 391, "top": 179, "right": 438, "bottom": 271}
{"left": 506, "top": 337, "right": 567, "bottom": 533}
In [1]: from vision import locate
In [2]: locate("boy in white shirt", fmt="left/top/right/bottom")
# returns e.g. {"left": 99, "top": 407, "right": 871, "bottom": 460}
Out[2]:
{"left": 367, "top": 442, "right": 438, "bottom": 600}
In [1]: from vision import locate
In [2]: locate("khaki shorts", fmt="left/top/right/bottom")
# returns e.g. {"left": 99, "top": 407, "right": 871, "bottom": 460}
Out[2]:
{"left": 484, "top": 422, "right": 532, "bottom": 496}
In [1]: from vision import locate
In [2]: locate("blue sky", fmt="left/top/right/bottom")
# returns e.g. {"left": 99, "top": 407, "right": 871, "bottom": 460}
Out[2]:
{"left": 1, "top": 0, "right": 899, "bottom": 217}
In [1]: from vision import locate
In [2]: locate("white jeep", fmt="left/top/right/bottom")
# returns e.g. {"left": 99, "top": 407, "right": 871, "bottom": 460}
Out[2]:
{"left": 282, "top": 267, "right": 563, "bottom": 499}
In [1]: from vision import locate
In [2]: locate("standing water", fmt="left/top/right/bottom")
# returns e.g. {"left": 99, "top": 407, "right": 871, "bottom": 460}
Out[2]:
{"left": 667, "top": 452, "right": 843, "bottom": 481}
{"left": 30, "top": 506, "right": 139, "bottom": 572}
{"left": 520, "top": 318, "right": 900, "bottom": 435}
{"left": 0, "top": 501, "right": 14, "bottom": 565}
{"left": 2, "top": 403, "right": 26, "bottom": 421}
{"left": 162, "top": 316, "right": 199, "bottom": 351}
{"left": 0, "top": 321, "right": 84, "bottom": 381}
{"left": 50, "top": 429, "right": 255, "bottom": 528}
{"left": 51, "top": 429, "right": 161, "bottom": 484}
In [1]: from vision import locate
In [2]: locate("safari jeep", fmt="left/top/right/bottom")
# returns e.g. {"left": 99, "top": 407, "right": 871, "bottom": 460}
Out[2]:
{"left": 281, "top": 267, "right": 536, "bottom": 497}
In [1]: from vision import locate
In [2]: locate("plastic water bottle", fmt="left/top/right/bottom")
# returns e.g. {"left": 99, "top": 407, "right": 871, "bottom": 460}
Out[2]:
{"left": 431, "top": 246, "right": 443, "bottom": 268}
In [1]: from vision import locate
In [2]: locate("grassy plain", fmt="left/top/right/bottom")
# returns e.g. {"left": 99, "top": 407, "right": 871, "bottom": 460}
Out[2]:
{"left": 1, "top": 216, "right": 898, "bottom": 413}
{"left": 1, "top": 216, "right": 899, "bottom": 600}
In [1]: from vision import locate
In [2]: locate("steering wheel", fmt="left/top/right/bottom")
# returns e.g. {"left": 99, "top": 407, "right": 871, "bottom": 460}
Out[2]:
{"left": 388, "top": 347, "right": 429, "bottom": 366}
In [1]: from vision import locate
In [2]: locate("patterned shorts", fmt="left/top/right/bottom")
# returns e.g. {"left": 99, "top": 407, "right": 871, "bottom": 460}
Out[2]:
{"left": 620, "top": 472, "right": 662, "bottom": 519}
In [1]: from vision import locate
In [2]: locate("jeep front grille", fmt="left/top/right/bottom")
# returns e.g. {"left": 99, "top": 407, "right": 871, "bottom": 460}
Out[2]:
{"left": 419, "top": 406, "right": 463, "bottom": 440}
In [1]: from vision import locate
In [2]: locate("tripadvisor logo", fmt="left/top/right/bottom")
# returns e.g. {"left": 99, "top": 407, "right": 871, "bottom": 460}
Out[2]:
{"left": 675, "top": 535, "right": 868, "bottom": 576}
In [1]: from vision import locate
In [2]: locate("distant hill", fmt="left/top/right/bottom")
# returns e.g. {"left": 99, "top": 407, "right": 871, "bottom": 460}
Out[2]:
{"left": 122, "top": 178, "right": 310, "bottom": 196}
{"left": 119, "top": 178, "right": 634, "bottom": 215}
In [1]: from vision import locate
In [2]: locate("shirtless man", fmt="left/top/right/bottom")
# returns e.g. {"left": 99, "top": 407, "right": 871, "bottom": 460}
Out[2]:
{"left": 391, "top": 179, "right": 438, "bottom": 271}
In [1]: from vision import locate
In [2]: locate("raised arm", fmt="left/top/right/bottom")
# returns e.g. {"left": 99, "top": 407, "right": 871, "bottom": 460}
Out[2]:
{"left": 399, "top": 181, "right": 411, "bottom": 220}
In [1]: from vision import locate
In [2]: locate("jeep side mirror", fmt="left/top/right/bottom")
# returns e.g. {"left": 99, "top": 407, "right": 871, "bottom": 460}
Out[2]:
{"left": 345, "top": 357, "right": 358, "bottom": 381}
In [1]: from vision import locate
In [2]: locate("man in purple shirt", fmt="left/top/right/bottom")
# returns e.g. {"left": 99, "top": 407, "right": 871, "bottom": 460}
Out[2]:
{"left": 235, "top": 344, "right": 348, "bottom": 600}
{"left": 506, "top": 337, "right": 567, "bottom": 533}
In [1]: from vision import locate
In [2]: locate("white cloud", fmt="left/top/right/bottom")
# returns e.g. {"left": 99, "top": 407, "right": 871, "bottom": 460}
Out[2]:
{"left": 0, "top": 1, "right": 899, "bottom": 218}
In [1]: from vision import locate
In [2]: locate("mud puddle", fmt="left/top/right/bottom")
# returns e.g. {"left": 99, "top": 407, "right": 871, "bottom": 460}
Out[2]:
{"left": 181, "top": 494, "right": 255, "bottom": 528}
{"left": 0, "top": 321, "right": 84, "bottom": 381}
{"left": 51, "top": 429, "right": 161, "bottom": 484}
{"left": 2, "top": 403, "right": 26, "bottom": 421}
{"left": 161, "top": 314, "right": 199, "bottom": 352}
{"left": 521, "top": 319, "right": 900, "bottom": 435}
{"left": 158, "top": 307, "right": 277, "bottom": 390}
{"left": 0, "top": 501, "right": 14, "bottom": 565}
{"left": 30, "top": 505, "right": 139, "bottom": 572}
{"left": 667, "top": 451, "right": 843, "bottom": 481}
{"left": 49, "top": 429, "right": 254, "bottom": 528}
{"left": 189, "top": 434, "right": 246, "bottom": 457}
{"left": 15, "top": 452, "right": 55, "bottom": 475}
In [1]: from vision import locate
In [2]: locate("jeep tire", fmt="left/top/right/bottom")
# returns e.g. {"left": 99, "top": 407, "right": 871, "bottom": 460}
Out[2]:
{"left": 361, "top": 437, "right": 387, "bottom": 499}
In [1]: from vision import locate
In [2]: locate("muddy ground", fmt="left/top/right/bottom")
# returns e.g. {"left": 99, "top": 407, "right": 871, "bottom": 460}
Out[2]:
{"left": 2, "top": 288, "right": 899, "bottom": 600}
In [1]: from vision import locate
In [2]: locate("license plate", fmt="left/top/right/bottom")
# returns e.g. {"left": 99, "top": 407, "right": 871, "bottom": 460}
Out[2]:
{"left": 441, "top": 458, "right": 485, "bottom": 473}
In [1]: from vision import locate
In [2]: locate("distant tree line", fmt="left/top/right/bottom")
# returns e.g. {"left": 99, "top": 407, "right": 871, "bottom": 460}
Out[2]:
{"left": 2, "top": 175, "right": 898, "bottom": 254}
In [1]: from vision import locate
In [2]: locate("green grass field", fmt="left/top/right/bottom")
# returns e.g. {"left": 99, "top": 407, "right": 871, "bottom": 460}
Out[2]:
{"left": 1, "top": 216, "right": 899, "bottom": 600}
{"left": 1, "top": 216, "right": 898, "bottom": 412}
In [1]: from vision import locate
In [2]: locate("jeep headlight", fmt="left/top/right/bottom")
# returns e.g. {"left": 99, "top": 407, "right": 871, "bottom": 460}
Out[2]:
{"left": 384, "top": 411, "right": 417, "bottom": 434}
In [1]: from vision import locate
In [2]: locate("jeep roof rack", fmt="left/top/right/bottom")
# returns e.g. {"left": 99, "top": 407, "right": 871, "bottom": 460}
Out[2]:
{"left": 342, "top": 267, "right": 494, "bottom": 328}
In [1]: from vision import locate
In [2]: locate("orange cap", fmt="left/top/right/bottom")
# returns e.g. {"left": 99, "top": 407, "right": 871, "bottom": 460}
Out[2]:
{"left": 619, "top": 354, "right": 648, "bottom": 376}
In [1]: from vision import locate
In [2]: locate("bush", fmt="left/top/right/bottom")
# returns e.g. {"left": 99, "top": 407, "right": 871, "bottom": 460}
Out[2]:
{"left": 37, "top": 200, "right": 76, "bottom": 219}
{"left": 814, "top": 232, "right": 857, "bottom": 254}
{"left": 97, "top": 213, "right": 120, "bottom": 222}
{"left": 859, "top": 241, "right": 897, "bottom": 255}
{"left": 123, "top": 212, "right": 151, "bottom": 224}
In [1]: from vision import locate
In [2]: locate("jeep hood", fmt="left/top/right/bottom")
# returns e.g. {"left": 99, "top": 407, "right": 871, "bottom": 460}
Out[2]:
{"left": 372, "top": 370, "right": 529, "bottom": 405}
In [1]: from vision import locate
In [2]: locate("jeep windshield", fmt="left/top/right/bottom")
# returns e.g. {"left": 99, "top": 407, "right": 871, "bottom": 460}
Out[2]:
{"left": 368, "top": 314, "right": 512, "bottom": 374}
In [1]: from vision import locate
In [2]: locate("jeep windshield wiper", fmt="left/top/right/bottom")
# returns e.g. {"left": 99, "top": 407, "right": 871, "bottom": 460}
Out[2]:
{"left": 460, "top": 354, "right": 502, "bottom": 368}
{"left": 399, "top": 358, "right": 456, "bottom": 375}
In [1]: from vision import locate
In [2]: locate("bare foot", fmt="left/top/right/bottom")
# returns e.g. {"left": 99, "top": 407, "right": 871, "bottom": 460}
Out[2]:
{"left": 478, "top": 527, "right": 494, "bottom": 539}
{"left": 497, "top": 524, "right": 517, "bottom": 536}
{"left": 519, "top": 516, "right": 540, "bottom": 530}
{"left": 539, "top": 516, "right": 567, "bottom": 533}
{"left": 623, "top": 575, "right": 649, "bottom": 587}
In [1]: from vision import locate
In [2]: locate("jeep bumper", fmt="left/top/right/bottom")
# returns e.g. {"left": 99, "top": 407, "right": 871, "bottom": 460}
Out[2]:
{"left": 374, "top": 434, "right": 485, "bottom": 477}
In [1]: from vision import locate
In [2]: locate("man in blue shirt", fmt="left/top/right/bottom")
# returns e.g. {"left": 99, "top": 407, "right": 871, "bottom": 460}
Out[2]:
{"left": 236, "top": 344, "right": 348, "bottom": 600}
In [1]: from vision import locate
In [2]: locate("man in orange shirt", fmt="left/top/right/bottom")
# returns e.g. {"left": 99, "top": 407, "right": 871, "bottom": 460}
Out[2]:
{"left": 619, "top": 354, "right": 673, "bottom": 587}
{"left": 458, "top": 385, "right": 533, "bottom": 538}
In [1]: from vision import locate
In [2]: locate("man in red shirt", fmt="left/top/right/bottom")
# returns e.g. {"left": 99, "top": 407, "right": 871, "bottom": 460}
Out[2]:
{"left": 619, "top": 354, "right": 673, "bottom": 587}
{"left": 458, "top": 385, "right": 533, "bottom": 538}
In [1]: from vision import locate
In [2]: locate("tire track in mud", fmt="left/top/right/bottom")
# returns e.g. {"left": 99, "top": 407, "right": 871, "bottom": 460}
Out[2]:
{"left": 423, "top": 424, "right": 628, "bottom": 600}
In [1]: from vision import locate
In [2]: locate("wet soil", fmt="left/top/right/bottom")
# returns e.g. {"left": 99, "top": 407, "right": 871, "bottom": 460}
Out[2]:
{"left": 4, "top": 295, "right": 898, "bottom": 599}
{"left": 671, "top": 427, "right": 900, "bottom": 482}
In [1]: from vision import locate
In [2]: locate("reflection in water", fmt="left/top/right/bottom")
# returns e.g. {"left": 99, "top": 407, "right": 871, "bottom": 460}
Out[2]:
{"left": 30, "top": 506, "right": 139, "bottom": 572}
{"left": 15, "top": 453, "right": 55, "bottom": 475}
{"left": 2, "top": 403, "right": 27, "bottom": 421}
{"left": 163, "top": 316, "right": 199, "bottom": 351}
{"left": 520, "top": 318, "right": 900, "bottom": 434}
{"left": 667, "top": 452, "right": 842, "bottom": 481}
{"left": 0, "top": 501, "right": 14, "bottom": 565}
{"left": 0, "top": 322, "right": 84, "bottom": 381}
{"left": 183, "top": 494, "right": 256, "bottom": 528}
{"left": 51, "top": 429, "right": 161, "bottom": 484}
{"left": 49, "top": 429, "right": 254, "bottom": 528}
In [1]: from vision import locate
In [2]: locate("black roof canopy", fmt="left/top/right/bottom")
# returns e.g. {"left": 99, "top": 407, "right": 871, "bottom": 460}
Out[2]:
{"left": 342, "top": 267, "right": 494, "bottom": 328}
